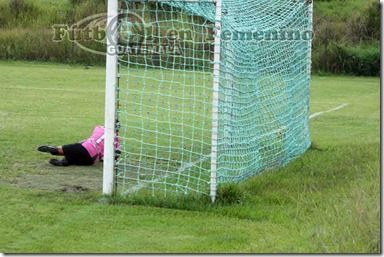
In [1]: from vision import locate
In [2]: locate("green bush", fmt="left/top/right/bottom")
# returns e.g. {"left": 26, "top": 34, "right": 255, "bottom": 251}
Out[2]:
{"left": 364, "top": 1, "right": 380, "bottom": 42}
{"left": 0, "top": 28, "right": 105, "bottom": 65}
{"left": 0, "top": 0, "right": 41, "bottom": 28}
{"left": 0, "top": 0, "right": 107, "bottom": 64}
{"left": 323, "top": 43, "right": 380, "bottom": 76}
{"left": 0, "top": 0, "right": 380, "bottom": 76}
{"left": 74, "top": 0, "right": 107, "bottom": 20}
{"left": 69, "top": 0, "right": 106, "bottom": 6}
{"left": 337, "top": 44, "right": 380, "bottom": 76}
{"left": 312, "top": 42, "right": 380, "bottom": 76}
{"left": 311, "top": 0, "right": 379, "bottom": 75}
{"left": 8, "top": 0, "right": 40, "bottom": 18}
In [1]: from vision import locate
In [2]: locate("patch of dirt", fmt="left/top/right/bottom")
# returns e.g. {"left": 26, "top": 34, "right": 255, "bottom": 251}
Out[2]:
{"left": 60, "top": 185, "right": 90, "bottom": 192}
{"left": 13, "top": 164, "right": 103, "bottom": 192}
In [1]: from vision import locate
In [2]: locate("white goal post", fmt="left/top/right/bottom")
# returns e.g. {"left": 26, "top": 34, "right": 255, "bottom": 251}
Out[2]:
{"left": 103, "top": 0, "right": 118, "bottom": 195}
{"left": 103, "top": 0, "right": 223, "bottom": 201}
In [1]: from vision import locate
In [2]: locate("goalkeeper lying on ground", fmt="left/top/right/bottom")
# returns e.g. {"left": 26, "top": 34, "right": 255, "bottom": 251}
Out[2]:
{"left": 37, "top": 125, "right": 121, "bottom": 166}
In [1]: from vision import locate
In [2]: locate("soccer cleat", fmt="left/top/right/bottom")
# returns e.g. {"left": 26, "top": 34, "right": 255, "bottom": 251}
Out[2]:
{"left": 49, "top": 158, "right": 69, "bottom": 166}
{"left": 38, "top": 145, "right": 59, "bottom": 155}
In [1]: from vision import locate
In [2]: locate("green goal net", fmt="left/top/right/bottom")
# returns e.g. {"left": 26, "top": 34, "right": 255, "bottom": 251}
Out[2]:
{"left": 107, "top": 0, "right": 313, "bottom": 201}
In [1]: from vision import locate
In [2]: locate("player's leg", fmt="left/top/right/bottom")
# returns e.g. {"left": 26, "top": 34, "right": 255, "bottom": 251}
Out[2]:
{"left": 61, "top": 143, "right": 94, "bottom": 166}
{"left": 39, "top": 143, "right": 93, "bottom": 166}
{"left": 37, "top": 145, "right": 64, "bottom": 155}
{"left": 49, "top": 157, "right": 69, "bottom": 166}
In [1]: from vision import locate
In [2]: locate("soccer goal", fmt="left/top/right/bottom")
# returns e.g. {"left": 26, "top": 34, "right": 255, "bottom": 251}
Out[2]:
{"left": 103, "top": 0, "right": 313, "bottom": 202}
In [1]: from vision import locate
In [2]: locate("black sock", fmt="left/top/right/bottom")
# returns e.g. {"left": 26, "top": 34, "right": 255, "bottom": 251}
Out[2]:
{"left": 49, "top": 147, "right": 59, "bottom": 155}
{"left": 38, "top": 145, "right": 59, "bottom": 155}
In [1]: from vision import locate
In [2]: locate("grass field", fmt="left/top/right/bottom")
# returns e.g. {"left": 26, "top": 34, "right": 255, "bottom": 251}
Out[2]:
{"left": 0, "top": 61, "right": 380, "bottom": 253}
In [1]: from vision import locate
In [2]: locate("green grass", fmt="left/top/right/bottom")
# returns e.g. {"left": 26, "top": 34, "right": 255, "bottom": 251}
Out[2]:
{"left": 0, "top": 61, "right": 380, "bottom": 253}
{"left": 314, "top": 0, "right": 376, "bottom": 21}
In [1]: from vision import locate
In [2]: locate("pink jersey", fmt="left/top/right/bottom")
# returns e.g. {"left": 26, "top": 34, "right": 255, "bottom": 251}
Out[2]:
{"left": 81, "top": 126, "right": 120, "bottom": 163}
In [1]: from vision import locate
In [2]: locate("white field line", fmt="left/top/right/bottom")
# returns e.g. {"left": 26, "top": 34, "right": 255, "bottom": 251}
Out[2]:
{"left": 309, "top": 103, "right": 348, "bottom": 119}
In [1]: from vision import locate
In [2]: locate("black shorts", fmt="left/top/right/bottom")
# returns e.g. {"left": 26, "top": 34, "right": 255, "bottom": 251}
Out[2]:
{"left": 62, "top": 143, "right": 94, "bottom": 166}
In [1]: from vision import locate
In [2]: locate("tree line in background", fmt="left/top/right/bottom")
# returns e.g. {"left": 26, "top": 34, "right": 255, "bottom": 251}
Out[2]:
{"left": 312, "top": 0, "right": 379, "bottom": 76}
{"left": 0, "top": 0, "right": 380, "bottom": 76}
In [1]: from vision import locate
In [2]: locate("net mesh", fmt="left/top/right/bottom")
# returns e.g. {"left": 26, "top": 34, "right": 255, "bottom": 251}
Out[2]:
{"left": 114, "top": 0, "right": 312, "bottom": 197}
